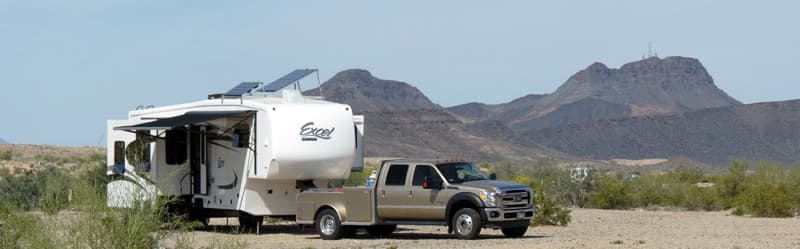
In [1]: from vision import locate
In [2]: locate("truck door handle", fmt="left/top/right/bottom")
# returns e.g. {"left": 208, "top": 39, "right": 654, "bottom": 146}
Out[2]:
{"left": 409, "top": 190, "right": 412, "bottom": 197}
{"left": 381, "top": 190, "right": 385, "bottom": 197}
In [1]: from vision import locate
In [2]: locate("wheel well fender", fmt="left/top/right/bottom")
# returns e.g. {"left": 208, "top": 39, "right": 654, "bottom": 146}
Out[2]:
{"left": 445, "top": 192, "right": 486, "bottom": 231}
{"left": 314, "top": 205, "right": 342, "bottom": 223}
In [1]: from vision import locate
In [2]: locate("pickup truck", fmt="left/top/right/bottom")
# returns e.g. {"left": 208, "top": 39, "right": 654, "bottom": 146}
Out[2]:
{"left": 296, "top": 159, "right": 535, "bottom": 240}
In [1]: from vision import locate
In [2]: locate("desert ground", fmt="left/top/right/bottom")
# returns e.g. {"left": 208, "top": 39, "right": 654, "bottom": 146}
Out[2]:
{"left": 161, "top": 208, "right": 800, "bottom": 249}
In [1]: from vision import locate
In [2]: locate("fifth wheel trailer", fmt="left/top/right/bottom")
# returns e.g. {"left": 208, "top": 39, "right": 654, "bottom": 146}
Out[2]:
{"left": 105, "top": 69, "right": 364, "bottom": 230}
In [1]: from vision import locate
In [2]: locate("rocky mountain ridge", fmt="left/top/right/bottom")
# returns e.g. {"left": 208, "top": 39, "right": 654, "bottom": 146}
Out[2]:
{"left": 308, "top": 56, "right": 799, "bottom": 167}
{"left": 449, "top": 56, "right": 741, "bottom": 131}
{"left": 304, "top": 69, "right": 440, "bottom": 113}
{"left": 519, "top": 99, "right": 800, "bottom": 165}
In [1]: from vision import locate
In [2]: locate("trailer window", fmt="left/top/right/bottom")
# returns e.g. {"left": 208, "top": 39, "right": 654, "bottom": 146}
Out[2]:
{"left": 385, "top": 165, "right": 409, "bottom": 186}
{"left": 126, "top": 133, "right": 152, "bottom": 172}
{"left": 232, "top": 122, "right": 251, "bottom": 148}
{"left": 165, "top": 129, "right": 187, "bottom": 165}
{"left": 114, "top": 141, "right": 125, "bottom": 166}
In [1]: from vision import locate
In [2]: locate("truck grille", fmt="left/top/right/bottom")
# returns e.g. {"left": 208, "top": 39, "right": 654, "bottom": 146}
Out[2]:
{"left": 500, "top": 189, "right": 530, "bottom": 209}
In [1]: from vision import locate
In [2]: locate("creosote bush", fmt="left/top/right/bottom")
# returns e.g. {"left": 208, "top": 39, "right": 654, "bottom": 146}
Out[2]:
{"left": 582, "top": 162, "right": 800, "bottom": 217}
{"left": 489, "top": 160, "right": 800, "bottom": 219}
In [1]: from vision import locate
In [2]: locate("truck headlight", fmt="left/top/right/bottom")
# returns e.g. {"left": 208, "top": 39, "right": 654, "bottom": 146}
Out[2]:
{"left": 480, "top": 191, "right": 498, "bottom": 207}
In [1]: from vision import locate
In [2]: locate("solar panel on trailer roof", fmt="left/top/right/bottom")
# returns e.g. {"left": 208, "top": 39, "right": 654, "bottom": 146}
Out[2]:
{"left": 258, "top": 69, "right": 317, "bottom": 92}
{"left": 224, "top": 82, "right": 262, "bottom": 96}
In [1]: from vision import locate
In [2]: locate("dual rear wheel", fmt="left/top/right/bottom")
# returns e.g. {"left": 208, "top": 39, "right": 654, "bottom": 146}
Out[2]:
{"left": 315, "top": 209, "right": 398, "bottom": 240}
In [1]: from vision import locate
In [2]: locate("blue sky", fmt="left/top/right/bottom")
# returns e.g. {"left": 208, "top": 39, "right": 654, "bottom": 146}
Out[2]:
{"left": 1, "top": 1, "right": 798, "bottom": 146}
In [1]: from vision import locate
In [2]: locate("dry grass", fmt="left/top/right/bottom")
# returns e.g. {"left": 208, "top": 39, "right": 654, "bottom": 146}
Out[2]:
{"left": 0, "top": 144, "right": 103, "bottom": 175}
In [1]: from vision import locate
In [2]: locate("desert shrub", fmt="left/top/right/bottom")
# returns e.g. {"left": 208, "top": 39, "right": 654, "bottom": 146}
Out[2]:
{"left": 731, "top": 206, "right": 745, "bottom": 216}
{"left": 63, "top": 172, "right": 167, "bottom": 249}
{"left": 681, "top": 185, "right": 720, "bottom": 211}
{"left": 0, "top": 169, "right": 51, "bottom": 210}
{"left": 0, "top": 209, "right": 56, "bottom": 249}
{"left": 0, "top": 150, "right": 12, "bottom": 161}
{"left": 715, "top": 161, "right": 747, "bottom": 209}
{"left": 38, "top": 172, "right": 72, "bottom": 214}
{"left": 63, "top": 200, "right": 165, "bottom": 249}
{"left": 505, "top": 164, "right": 572, "bottom": 226}
{"left": 490, "top": 161, "right": 799, "bottom": 217}
{"left": 735, "top": 164, "right": 798, "bottom": 217}
{"left": 589, "top": 175, "right": 633, "bottom": 209}
{"left": 531, "top": 185, "right": 572, "bottom": 226}
{"left": 737, "top": 181, "right": 794, "bottom": 217}
{"left": 77, "top": 161, "right": 111, "bottom": 192}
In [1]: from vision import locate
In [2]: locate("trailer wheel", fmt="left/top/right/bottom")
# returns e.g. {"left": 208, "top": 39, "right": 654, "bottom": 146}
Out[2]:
{"left": 315, "top": 209, "right": 344, "bottom": 240}
{"left": 238, "top": 216, "right": 262, "bottom": 233}
{"left": 365, "top": 224, "right": 396, "bottom": 237}
{"left": 501, "top": 226, "right": 528, "bottom": 238}
{"left": 452, "top": 208, "right": 482, "bottom": 240}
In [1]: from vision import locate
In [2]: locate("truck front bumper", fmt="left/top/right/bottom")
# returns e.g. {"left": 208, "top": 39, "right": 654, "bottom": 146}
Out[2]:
{"left": 483, "top": 207, "right": 535, "bottom": 222}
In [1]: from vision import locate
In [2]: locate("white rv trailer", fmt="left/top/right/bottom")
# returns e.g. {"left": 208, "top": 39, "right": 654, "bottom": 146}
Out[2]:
{"left": 106, "top": 69, "right": 364, "bottom": 229}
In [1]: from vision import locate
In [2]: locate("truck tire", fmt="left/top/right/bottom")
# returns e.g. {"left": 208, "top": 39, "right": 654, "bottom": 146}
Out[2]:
{"left": 366, "top": 224, "right": 397, "bottom": 237}
{"left": 452, "top": 208, "right": 482, "bottom": 240}
{"left": 501, "top": 226, "right": 528, "bottom": 238}
{"left": 315, "top": 209, "right": 344, "bottom": 240}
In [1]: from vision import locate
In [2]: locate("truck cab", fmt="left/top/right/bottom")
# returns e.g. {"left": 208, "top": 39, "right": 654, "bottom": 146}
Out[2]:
{"left": 296, "top": 159, "right": 535, "bottom": 240}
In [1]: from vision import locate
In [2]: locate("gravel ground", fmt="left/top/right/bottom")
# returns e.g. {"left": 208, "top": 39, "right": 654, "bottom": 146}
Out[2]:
{"left": 161, "top": 208, "right": 800, "bottom": 249}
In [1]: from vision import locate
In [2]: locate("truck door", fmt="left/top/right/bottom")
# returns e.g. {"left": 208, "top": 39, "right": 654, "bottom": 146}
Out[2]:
{"left": 376, "top": 164, "right": 410, "bottom": 220}
{"left": 408, "top": 164, "right": 449, "bottom": 220}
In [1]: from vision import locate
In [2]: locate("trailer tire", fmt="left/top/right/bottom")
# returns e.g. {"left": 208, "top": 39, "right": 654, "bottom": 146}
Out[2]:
{"left": 452, "top": 208, "right": 482, "bottom": 240}
{"left": 238, "top": 216, "right": 262, "bottom": 232}
{"left": 315, "top": 209, "right": 344, "bottom": 240}
{"left": 501, "top": 226, "right": 528, "bottom": 238}
{"left": 366, "top": 224, "right": 396, "bottom": 237}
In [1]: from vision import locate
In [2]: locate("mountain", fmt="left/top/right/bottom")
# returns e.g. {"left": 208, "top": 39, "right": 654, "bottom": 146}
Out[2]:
{"left": 449, "top": 56, "right": 740, "bottom": 131}
{"left": 305, "top": 69, "right": 439, "bottom": 113}
{"left": 447, "top": 94, "right": 547, "bottom": 121}
{"left": 519, "top": 99, "right": 800, "bottom": 165}
{"left": 307, "top": 69, "right": 551, "bottom": 161}
{"left": 311, "top": 60, "right": 792, "bottom": 167}
{"left": 363, "top": 109, "right": 547, "bottom": 160}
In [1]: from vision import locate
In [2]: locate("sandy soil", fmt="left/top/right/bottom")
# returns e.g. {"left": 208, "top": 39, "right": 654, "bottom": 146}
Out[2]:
{"left": 160, "top": 208, "right": 800, "bottom": 249}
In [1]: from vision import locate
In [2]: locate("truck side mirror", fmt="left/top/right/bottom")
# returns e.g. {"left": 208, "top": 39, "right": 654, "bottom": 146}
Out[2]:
{"left": 423, "top": 177, "right": 443, "bottom": 189}
{"left": 489, "top": 173, "right": 497, "bottom": 180}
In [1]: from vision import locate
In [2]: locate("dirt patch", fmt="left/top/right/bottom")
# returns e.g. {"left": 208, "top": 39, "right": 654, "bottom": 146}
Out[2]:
{"left": 608, "top": 158, "right": 668, "bottom": 167}
{"left": 0, "top": 144, "right": 103, "bottom": 175}
{"left": 161, "top": 208, "right": 800, "bottom": 249}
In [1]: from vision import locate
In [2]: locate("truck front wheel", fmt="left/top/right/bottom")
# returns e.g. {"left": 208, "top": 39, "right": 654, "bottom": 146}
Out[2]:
{"left": 501, "top": 226, "right": 528, "bottom": 238}
{"left": 452, "top": 208, "right": 482, "bottom": 239}
{"left": 315, "top": 209, "right": 344, "bottom": 240}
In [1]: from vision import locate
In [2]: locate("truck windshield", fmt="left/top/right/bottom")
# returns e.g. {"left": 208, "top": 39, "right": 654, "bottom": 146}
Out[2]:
{"left": 436, "top": 162, "right": 488, "bottom": 183}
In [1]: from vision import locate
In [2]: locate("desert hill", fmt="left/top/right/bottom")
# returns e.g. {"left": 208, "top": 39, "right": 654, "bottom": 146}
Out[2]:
{"left": 304, "top": 69, "right": 440, "bottom": 113}
{"left": 306, "top": 56, "right": 793, "bottom": 167}
{"left": 520, "top": 99, "right": 800, "bottom": 165}
{"left": 304, "top": 70, "right": 553, "bottom": 161}
{"left": 449, "top": 56, "right": 740, "bottom": 131}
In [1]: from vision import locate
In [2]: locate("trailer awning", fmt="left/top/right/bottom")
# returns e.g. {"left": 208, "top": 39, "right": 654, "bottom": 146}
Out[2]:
{"left": 114, "top": 110, "right": 254, "bottom": 131}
